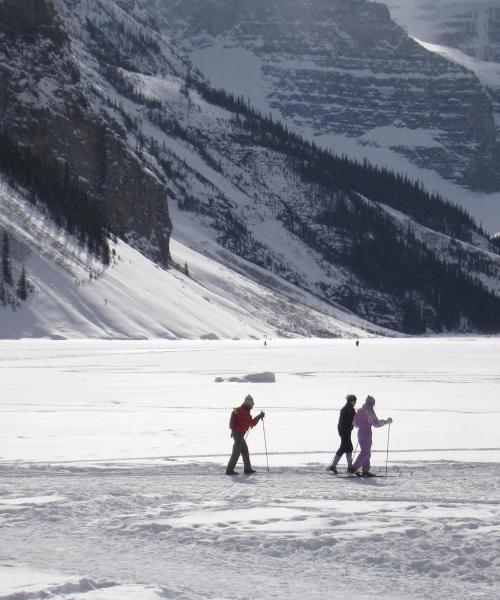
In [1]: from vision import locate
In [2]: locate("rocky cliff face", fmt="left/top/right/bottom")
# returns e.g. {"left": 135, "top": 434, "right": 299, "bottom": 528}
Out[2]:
{"left": 0, "top": 0, "right": 172, "bottom": 264}
{"left": 0, "top": 0, "right": 67, "bottom": 43}
{"left": 384, "top": 0, "right": 500, "bottom": 153}
{"left": 437, "top": 6, "right": 500, "bottom": 62}
{"left": 433, "top": 2, "right": 500, "bottom": 169}
{"left": 151, "top": 0, "right": 500, "bottom": 192}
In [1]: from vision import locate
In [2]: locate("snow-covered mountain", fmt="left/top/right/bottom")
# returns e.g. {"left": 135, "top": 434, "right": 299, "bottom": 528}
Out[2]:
{"left": 2, "top": 0, "right": 500, "bottom": 338}
{"left": 0, "top": 176, "right": 384, "bottom": 339}
{"left": 151, "top": 0, "right": 500, "bottom": 194}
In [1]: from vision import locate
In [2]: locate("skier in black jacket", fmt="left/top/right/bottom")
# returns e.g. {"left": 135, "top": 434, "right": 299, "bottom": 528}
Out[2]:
{"left": 328, "top": 394, "right": 357, "bottom": 474}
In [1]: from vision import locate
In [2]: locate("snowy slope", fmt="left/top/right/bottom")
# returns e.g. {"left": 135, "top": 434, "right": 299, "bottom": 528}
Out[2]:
{"left": 0, "top": 178, "right": 382, "bottom": 339}
{"left": 413, "top": 39, "right": 500, "bottom": 91}
{"left": 374, "top": 197, "right": 500, "bottom": 295}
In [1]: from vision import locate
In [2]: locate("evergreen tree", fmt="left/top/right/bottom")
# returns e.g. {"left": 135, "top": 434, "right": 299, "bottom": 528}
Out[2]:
{"left": 2, "top": 233, "right": 12, "bottom": 285}
{"left": 0, "top": 133, "right": 112, "bottom": 263}
{"left": 16, "top": 266, "right": 28, "bottom": 301}
{"left": 0, "top": 279, "right": 5, "bottom": 306}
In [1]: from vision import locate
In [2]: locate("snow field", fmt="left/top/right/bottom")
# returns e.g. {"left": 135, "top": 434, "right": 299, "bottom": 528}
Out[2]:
{"left": 1, "top": 337, "right": 499, "bottom": 464}
{"left": 0, "top": 462, "right": 499, "bottom": 600}
{"left": 1, "top": 338, "right": 499, "bottom": 599}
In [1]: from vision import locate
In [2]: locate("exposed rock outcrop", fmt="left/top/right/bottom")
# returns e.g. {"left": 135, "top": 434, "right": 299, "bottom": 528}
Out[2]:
{"left": 0, "top": 0, "right": 172, "bottom": 264}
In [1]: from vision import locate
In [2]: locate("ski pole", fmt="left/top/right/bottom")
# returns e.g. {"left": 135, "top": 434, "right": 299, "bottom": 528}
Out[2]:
{"left": 385, "top": 422, "right": 391, "bottom": 478}
{"left": 262, "top": 417, "right": 270, "bottom": 474}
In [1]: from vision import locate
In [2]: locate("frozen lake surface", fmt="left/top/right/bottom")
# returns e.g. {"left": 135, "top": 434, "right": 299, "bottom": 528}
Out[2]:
{"left": 1, "top": 338, "right": 499, "bottom": 599}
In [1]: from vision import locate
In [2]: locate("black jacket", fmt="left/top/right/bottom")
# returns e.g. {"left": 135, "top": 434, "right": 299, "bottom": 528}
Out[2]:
{"left": 338, "top": 403, "right": 356, "bottom": 434}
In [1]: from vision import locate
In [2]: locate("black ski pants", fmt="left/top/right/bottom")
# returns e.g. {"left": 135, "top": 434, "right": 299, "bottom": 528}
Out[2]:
{"left": 335, "top": 429, "right": 353, "bottom": 457}
{"left": 226, "top": 431, "right": 252, "bottom": 473}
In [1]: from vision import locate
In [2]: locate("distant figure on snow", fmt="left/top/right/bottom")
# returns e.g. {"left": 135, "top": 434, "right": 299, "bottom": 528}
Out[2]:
{"left": 349, "top": 395, "right": 392, "bottom": 477}
{"left": 355, "top": 340, "right": 359, "bottom": 347}
{"left": 328, "top": 394, "right": 357, "bottom": 474}
{"left": 226, "top": 394, "right": 265, "bottom": 475}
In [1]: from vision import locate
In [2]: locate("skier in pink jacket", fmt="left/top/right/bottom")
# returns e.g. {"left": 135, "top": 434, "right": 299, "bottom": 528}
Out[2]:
{"left": 349, "top": 396, "right": 392, "bottom": 477}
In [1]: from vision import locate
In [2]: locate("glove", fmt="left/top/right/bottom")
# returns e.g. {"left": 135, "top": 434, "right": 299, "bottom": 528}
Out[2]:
{"left": 385, "top": 417, "right": 393, "bottom": 425}
{"left": 259, "top": 411, "right": 265, "bottom": 419}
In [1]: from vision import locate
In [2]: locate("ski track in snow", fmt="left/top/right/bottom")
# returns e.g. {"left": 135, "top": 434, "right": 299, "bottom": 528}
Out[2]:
{"left": 0, "top": 462, "right": 499, "bottom": 600}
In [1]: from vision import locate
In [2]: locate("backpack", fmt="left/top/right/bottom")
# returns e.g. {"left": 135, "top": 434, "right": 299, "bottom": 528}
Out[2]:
{"left": 229, "top": 408, "right": 238, "bottom": 429}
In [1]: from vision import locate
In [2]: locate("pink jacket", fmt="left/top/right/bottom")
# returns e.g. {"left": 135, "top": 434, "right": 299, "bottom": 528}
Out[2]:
{"left": 354, "top": 403, "right": 386, "bottom": 429}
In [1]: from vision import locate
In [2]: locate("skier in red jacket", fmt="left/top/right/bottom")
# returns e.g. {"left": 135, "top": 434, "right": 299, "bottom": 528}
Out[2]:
{"left": 226, "top": 394, "right": 265, "bottom": 475}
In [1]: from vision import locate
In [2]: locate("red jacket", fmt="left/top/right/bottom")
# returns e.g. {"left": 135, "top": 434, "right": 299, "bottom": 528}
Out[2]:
{"left": 229, "top": 405, "right": 261, "bottom": 434}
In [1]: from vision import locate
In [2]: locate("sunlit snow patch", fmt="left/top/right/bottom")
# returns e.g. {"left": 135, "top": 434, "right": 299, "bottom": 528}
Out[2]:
{"left": 0, "top": 565, "right": 178, "bottom": 600}
{"left": 0, "top": 495, "right": 66, "bottom": 506}
{"left": 360, "top": 125, "right": 444, "bottom": 149}
{"left": 414, "top": 38, "right": 500, "bottom": 90}
{"left": 162, "top": 505, "right": 326, "bottom": 535}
